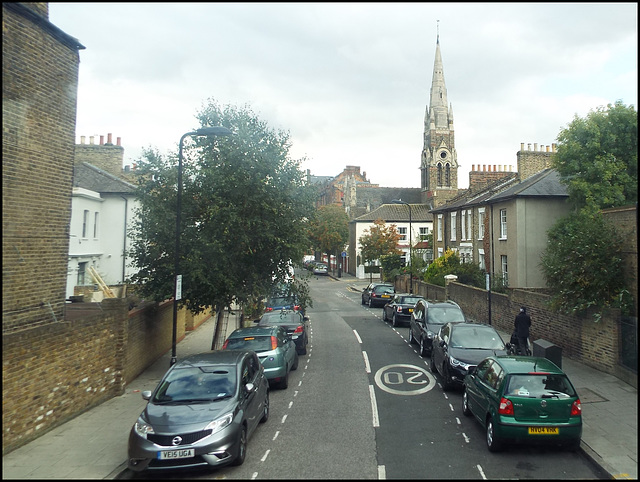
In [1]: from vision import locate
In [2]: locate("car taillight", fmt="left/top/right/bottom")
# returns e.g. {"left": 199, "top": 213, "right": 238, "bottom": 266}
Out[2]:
{"left": 271, "top": 336, "right": 278, "bottom": 350}
{"left": 397, "top": 307, "right": 403, "bottom": 313}
{"left": 293, "top": 305, "right": 300, "bottom": 311}
{"left": 265, "top": 307, "right": 273, "bottom": 312}
{"left": 222, "top": 339, "right": 229, "bottom": 349}
{"left": 293, "top": 325, "right": 304, "bottom": 334}
{"left": 498, "top": 397, "right": 514, "bottom": 415}
{"left": 571, "top": 399, "right": 582, "bottom": 416}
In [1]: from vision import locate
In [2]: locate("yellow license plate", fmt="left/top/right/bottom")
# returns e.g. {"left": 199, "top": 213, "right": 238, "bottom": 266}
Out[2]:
{"left": 382, "top": 294, "right": 390, "bottom": 298}
{"left": 529, "top": 427, "right": 558, "bottom": 435}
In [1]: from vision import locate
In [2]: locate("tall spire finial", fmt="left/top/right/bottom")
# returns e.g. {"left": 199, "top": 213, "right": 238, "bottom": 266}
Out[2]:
{"left": 437, "top": 20, "right": 440, "bottom": 43}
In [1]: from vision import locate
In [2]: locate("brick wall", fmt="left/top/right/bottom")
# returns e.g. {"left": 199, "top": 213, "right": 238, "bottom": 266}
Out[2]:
{"left": 3, "top": 2, "right": 82, "bottom": 333}
{"left": 74, "top": 136, "right": 126, "bottom": 178}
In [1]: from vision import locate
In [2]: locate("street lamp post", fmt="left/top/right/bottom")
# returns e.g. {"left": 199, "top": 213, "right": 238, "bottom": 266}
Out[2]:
{"left": 171, "top": 126, "right": 233, "bottom": 366}
{"left": 392, "top": 199, "right": 412, "bottom": 294}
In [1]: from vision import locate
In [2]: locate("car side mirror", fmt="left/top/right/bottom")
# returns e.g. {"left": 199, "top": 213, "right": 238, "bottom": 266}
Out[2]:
{"left": 245, "top": 382, "right": 255, "bottom": 393}
{"left": 439, "top": 340, "right": 446, "bottom": 347}
{"left": 254, "top": 319, "right": 261, "bottom": 324}
{"left": 141, "top": 390, "right": 152, "bottom": 400}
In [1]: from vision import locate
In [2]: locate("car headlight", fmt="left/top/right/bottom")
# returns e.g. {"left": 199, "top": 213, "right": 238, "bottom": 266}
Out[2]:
{"left": 426, "top": 331, "right": 435, "bottom": 339}
{"left": 134, "top": 415, "right": 155, "bottom": 438}
{"left": 449, "top": 356, "right": 472, "bottom": 370}
{"left": 205, "top": 412, "right": 234, "bottom": 435}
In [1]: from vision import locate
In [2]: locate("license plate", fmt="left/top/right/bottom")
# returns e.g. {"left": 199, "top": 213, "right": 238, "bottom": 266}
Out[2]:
{"left": 382, "top": 294, "right": 390, "bottom": 298}
{"left": 528, "top": 427, "right": 558, "bottom": 435}
{"left": 158, "top": 448, "right": 195, "bottom": 460}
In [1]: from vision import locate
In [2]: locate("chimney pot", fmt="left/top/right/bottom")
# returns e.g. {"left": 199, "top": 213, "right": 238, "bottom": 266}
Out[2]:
{"left": 527, "top": 143, "right": 531, "bottom": 151}
{"left": 90, "top": 136, "right": 95, "bottom": 145}
{"left": 520, "top": 142, "right": 524, "bottom": 151}
{"left": 117, "top": 137, "right": 121, "bottom": 146}
{"left": 100, "top": 135, "right": 104, "bottom": 145}
{"left": 107, "top": 133, "right": 113, "bottom": 144}
{"left": 80, "top": 136, "right": 86, "bottom": 144}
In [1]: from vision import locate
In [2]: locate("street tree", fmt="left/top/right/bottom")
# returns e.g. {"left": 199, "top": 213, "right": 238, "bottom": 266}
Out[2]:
{"left": 358, "top": 219, "right": 401, "bottom": 276}
{"left": 128, "top": 99, "right": 316, "bottom": 324}
{"left": 553, "top": 101, "right": 637, "bottom": 212}
{"left": 307, "top": 204, "right": 349, "bottom": 271}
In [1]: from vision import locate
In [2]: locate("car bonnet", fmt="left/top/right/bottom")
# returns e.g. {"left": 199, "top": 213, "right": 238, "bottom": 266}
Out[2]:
{"left": 449, "top": 347, "right": 508, "bottom": 365}
{"left": 143, "top": 397, "right": 238, "bottom": 432}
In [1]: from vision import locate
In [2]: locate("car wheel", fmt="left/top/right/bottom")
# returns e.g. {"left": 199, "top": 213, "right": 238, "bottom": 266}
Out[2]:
{"left": 392, "top": 313, "right": 398, "bottom": 327}
{"left": 462, "top": 389, "right": 472, "bottom": 416}
{"left": 279, "top": 369, "right": 289, "bottom": 389}
{"left": 430, "top": 350, "right": 437, "bottom": 373}
{"left": 292, "top": 352, "right": 299, "bottom": 371}
{"left": 442, "top": 362, "right": 454, "bottom": 391}
{"left": 361, "top": 296, "right": 366, "bottom": 305}
{"left": 382, "top": 309, "right": 388, "bottom": 321}
{"left": 486, "top": 416, "right": 502, "bottom": 452}
{"left": 409, "top": 328, "right": 416, "bottom": 345}
{"left": 419, "top": 337, "right": 428, "bottom": 357}
{"left": 232, "top": 425, "right": 248, "bottom": 465}
{"left": 368, "top": 298, "right": 373, "bottom": 308}
{"left": 260, "top": 390, "right": 270, "bottom": 423}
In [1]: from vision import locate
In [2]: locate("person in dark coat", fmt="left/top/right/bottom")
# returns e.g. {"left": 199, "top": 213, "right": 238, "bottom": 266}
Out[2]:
{"left": 514, "top": 307, "right": 532, "bottom": 355}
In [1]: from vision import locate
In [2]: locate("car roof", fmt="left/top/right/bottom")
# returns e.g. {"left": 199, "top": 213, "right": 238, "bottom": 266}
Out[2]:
{"left": 491, "top": 355, "right": 565, "bottom": 375}
{"left": 422, "top": 299, "right": 461, "bottom": 308}
{"left": 228, "top": 326, "right": 281, "bottom": 338}
{"left": 173, "top": 350, "right": 251, "bottom": 369}
{"left": 260, "top": 310, "right": 303, "bottom": 322}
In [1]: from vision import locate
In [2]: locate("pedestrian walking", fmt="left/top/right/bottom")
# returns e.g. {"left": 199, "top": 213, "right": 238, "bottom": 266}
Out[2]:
{"left": 514, "top": 306, "right": 531, "bottom": 355}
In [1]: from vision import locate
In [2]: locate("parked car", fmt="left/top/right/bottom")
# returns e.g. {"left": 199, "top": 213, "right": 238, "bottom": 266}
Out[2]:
{"left": 462, "top": 355, "right": 582, "bottom": 452}
{"left": 430, "top": 322, "right": 507, "bottom": 390}
{"left": 127, "top": 350, "right": 269, "bottom": 471}
{"left": 409, "top": 299, "right": 466, "bottom": 357}
{"left": 382, "top": 293, "right": 425, "bottom": 327}
{"left": 222, "top": 326, "right": 298, "bottom": 389}
{"left": 361, "top": 282, "right": 395, "bottom": 308}
{"left": 257, "top": 310, "right": 309, "bottom": 355}
{"left": 313, "top": 262, "right": 328, "bottom": 275}
{"left": 264, "top": 294, "right": 303, "bottom": 314}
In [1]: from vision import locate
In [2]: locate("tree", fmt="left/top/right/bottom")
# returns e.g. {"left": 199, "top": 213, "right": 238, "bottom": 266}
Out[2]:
{"left": 128, "top": 100, "right": 316, "bottom": 318}
{"left": 540, "top": 211, "right": 630, "bottom": 318}
{"left": 358, "top": 219, "right": 402, "bottom": 268}
{"left": 422, "top": 248, "right": 485, "bottom": 288}
{"left": 554, "top": 101, "right": 637, "bottom": 212}
{"left": 307, "top": 204, "right": 349, "bottom": 271}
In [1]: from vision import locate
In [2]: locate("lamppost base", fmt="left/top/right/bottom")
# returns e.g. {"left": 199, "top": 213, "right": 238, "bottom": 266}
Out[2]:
{"left": 170, "top": 356, "right": 177, "bottom": 366}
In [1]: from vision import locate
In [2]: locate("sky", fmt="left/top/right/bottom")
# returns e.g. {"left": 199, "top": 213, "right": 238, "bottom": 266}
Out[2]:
{"left": 49, "top": 3, "right": 637, "bottom": 189}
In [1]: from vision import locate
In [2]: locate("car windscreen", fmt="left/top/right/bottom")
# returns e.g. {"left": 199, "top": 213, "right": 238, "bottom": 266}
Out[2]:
{"left": 401, "top": 296, "right": 423, "bottom": 305}
{"left": 373, "top": 285, "right": 394, "bottom": 293}
{"left": 427, "top": 306, "right": 465, "bottom": 325}
{"left": 260, "top": 313, "right": 300, "bottom": 325}
{"left": 505, "top": 374, "right": 576, "bottom": 398}
{"left": 225, "top": 336, "right": 273, "bottom": 352}
{"left": 449, "top": 326, "right": 504, "bottom": 349}
{"left": 267, "top": 297, "right": 294, "bottom": 307}
{"left": 152, "top": 366, "right": 236, "bottom": 403}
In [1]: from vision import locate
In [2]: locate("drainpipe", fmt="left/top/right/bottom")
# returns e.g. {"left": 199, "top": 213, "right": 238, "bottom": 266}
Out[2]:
{"left": 120, "top": 196, "right": 128, "bottom": 283}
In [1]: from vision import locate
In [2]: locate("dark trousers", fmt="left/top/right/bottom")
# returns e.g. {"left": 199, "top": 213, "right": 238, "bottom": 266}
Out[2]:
{"left": 517, "top": 336, "right": 529, "bottom": 355}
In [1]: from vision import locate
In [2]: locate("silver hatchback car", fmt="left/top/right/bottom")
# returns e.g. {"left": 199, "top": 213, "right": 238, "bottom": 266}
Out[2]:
{"left": 127, "top": 350, "right": 269, "bottom": 471}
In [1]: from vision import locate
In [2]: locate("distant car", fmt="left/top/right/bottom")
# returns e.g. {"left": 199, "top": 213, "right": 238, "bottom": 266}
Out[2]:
{"left": 382, "top": 293, "right": 425, "bottom": 327}
{"left": 463, "top": 355, "right": 582, "bottom": 452}
{"left": 313, "top": 263, "right": 328, "bottom": 275}
{"left": 127, "top": 350, "right": 269, "bottom": 471}
{"left": 257, "top": 310, "right": 309, "bottom": 355}
{"left": 408, "top": 299, "right": 466, "bottom": 358}
{"left": 431, "top": 322, "right": 508, "bottom": 390}
{"left": 264, "top": 295, "right": 303, "bottom": 314}
{"left": 361, "top": 282, "right": 395, "bottom": 308}
{"left": 223, "top": 326, "right": 298, "bottom": 389}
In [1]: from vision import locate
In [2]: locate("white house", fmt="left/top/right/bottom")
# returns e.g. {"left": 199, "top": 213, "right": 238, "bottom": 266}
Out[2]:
{"left": 66, "top": 162, "right": 138, "bottom": 300}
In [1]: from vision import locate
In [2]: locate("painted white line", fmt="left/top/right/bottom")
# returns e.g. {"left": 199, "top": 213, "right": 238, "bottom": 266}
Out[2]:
{"left": 477, "top": 464, "right": 487, "bottom": 479}
{"left": 273, "top": 431, "right": 279, "bottom": 441}
{"left": 353, "top": 329, "right": 363, "bottom": 344}
{"left": 449, "top": 403, "right": 455, "bottom": 411}
{"left": 456, "top": 417, "right": 461, "bottom": 425}
{"left": 443, "top": 392, "right": 449, "bottom": 399}
{"left": 363, "top": 350, "right": 371, "bottom": 374}
{"left": 261, "top": 449, "right": 270, "bottom": 462}
{"left": 281, "top": 414, "right": 288, "bottom": 424}
{"left": 378, "top": 465, "right": 386, "bottom": 479}
{"left": 251, "top": 472, "right": 258, "bottom": 479}
{"left": 294, "top": 390, "right": 299, "bottom": 397}
{"left": 369, "top": 384, "right": 380, "bottom": 428}
{"left": 288, "top": 401, "right": 293, "bottom": 409}
{"left": 462, "top": 432, "right": 470, "bottom": 443}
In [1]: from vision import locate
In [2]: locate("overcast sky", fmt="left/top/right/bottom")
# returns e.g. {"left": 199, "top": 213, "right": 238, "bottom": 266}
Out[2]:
{"left": 49, "top": 3, "right": 637, "bottom": 189}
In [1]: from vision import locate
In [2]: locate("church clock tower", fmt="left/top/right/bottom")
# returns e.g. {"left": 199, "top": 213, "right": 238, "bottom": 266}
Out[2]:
{"left": 420, "top": 28, "right": 458, "bottom": 207}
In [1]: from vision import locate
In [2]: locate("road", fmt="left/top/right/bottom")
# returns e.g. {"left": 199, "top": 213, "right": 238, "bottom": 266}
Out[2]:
{"left": 126, "top": 274, "right": 607, "bottom": 479}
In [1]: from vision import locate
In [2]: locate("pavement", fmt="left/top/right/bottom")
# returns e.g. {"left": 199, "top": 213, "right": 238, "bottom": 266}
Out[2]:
{"left": 2, "top": 273, "right": 637, "bottom": 480}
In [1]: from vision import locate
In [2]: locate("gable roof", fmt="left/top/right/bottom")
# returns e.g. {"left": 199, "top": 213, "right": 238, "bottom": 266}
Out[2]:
{"left": 73, "top": 162, "right": 136, "bottom": 194}
{"left": 352, "top": 203, "right": 433, "bottom": 223}
{"left": 486, "top": 169, "right": 568, "bottom": 203}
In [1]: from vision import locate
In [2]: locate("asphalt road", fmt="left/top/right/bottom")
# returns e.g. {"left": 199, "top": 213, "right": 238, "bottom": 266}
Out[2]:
{"left": 125, "top": 274, "right": 607, "bottom": 479}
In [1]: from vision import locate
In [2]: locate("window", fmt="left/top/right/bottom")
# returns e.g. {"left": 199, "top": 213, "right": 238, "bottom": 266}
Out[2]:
{"left": 445, "top": 164, "right": 451, "bottom": 186}
{"left": 500, "top": 209, "right": 507, "bottom": 239}
{"left": 466, "top": 210, "right": 472, "bottom": 240}
{"left": 437, "top": 247, "right": 444, "bottom": 258}
{"left": 450, "top": 212, "right": 457, "bottom": 241}
{"left": 398, "top": 226, "right": 407, "bottom": 241}
{"left": 478, "top": 248, "right": 485, "bottom": 271}
{"left": 501, "top": 255, "right": 508, "bottom": 286}
{"left": 461, "top": 210, "right": 466, "bottom": 241}
{"left": 437, "top": 215, "right": 443, "bottom": 242}
{"left": 437, "top": 163, "right": 443, "bottom": 186}
{"left": 478, "top": 208, "right": 485, "bottom": 240}
{"left": 82, "top": 210, "right": 89, "bottom": 238}
{"left": 419, "top": 227, "right": 429, "bottom": 240}
{"left": 77, "top": 262, "right": 87, "bottom": 286}
{"left": 93, "top": 212, "right": 99, "bottom": 238}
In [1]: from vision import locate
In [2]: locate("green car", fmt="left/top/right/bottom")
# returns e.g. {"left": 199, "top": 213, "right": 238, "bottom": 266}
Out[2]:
{"left": 223, "top": 326, "right": 298, "bottom": 389}
{"left": 462, "top": 356, "right": 582, "bottom": 452}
